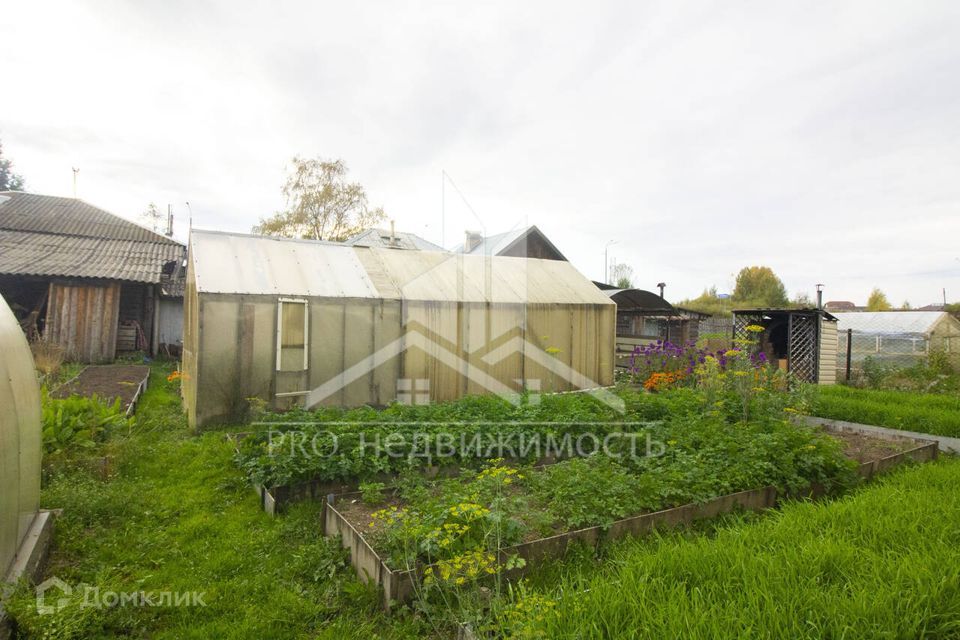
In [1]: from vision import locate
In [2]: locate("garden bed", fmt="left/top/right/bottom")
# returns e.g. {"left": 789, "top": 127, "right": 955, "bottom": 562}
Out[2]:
{"left": 320, "top": 423, "right": 936, "bottom": 610}
{"left": 52, "top": 364, "right": 150, "bottom": 416}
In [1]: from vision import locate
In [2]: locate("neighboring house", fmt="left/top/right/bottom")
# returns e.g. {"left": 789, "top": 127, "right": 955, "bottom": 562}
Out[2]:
{"left": 341, "top": 227, "right": 445, "bottom": 251}
{"left": 833, "top": 311, "right": 960, "bottom": 365}
{"left": 0, "top": 192, "right": 186, "bottom": 362}
{"left": 181, "top": 230, "right": 615, "bottom": 428}
{"left": 454, "top": 225, "right": 567, "bottom": 261}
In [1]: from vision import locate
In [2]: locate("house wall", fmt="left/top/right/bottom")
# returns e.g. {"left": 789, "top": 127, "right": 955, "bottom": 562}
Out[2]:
{"left": 184, "top": 292, "right": 615, "bottom": 430}
{"left": 158, "top": 298, "right": 184, "bottom": 351}
{"left": 44, "top": 280, "right": 121, "bottom": 363}
{"left": 0, "top": 294, "right": 41, "bottom": 578}
{"left": 818, "top": 318, "right": 838, "bottom": 385}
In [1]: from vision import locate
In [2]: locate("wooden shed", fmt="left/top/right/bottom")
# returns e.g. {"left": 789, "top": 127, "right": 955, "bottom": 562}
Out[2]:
{"left": 0, "top": 192, "right": 186, "bottom": 361}
{"left": 732, "top": 308, "right": 838, "bottom": 384}
{"left": 182, "top": 230, "right": 616, "bottom": 429}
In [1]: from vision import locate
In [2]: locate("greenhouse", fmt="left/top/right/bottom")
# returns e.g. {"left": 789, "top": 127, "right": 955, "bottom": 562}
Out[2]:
{"left": 834, "top": 311, "right": 960, "bottom": 370}
{"left": 182, "top": 231, "right": 616, "bottom": 429}
{"left": 0, "top": 294, "right": 49, "bottom": 590}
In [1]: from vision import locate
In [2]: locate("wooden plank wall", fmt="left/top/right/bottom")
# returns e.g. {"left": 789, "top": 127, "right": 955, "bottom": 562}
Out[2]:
{"left": 44, "top": 281, "right": 121, "bottom": 363}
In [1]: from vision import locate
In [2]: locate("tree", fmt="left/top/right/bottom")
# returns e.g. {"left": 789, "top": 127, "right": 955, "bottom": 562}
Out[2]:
{"left": 900, "top": 300, "right": 912, "bottom": 310}
{"left": 141, "top": 202, "right": 164, "bottom": 233}
{"left": 677, "top": 286, "right": 732, "bottom": 317}
{"left": 732, "top": 266, "right": 788, "bottom": 307}
{"left": 866, "top": 288, "right": 892, "bottom": 311}
{"left": 253, "top": 157, "right": 385, "bottom": 241}
{"left": 0, "top": 138, "right": 25, "bottom": 191}
{"left": 792, "top": 292, "right": 814, "bottom": 308}
{"left": 610, "top": 262, "right": 633, "bottom": 289}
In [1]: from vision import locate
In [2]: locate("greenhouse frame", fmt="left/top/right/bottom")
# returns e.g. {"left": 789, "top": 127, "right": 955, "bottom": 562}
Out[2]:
{"left": 0, "top": 294, "right": 49, "bottom": 590}
{"left": 833, "top": 311, "right": 960, "bottom": 370}
{"left": 182, "top": 231, "right": 616, "bottom": 429}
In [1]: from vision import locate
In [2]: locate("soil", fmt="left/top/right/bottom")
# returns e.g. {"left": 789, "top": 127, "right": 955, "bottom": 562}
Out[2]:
{"left": 52, "top": 364, "right": 151, "bottom": 411}
{"left": 824, "top": 429, "right": 919, "bottom": 463}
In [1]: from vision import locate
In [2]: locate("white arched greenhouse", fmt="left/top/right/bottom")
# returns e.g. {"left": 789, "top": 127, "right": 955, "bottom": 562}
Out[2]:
{"left": 0, "top": 294, "right": 53, "bottom": 600}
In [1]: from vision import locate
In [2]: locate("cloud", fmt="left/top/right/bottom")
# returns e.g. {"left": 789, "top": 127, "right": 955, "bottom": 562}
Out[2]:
{"left": 1, "top": 0, "right": 958, "bottom": 306}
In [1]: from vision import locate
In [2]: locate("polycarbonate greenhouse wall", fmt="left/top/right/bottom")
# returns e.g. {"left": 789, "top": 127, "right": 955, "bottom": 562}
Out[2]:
{"left": 0, "top": 294, "right": 42, "bottom": 578}
{"left": 182, "top": 231, "right": 617, "bottom": 429}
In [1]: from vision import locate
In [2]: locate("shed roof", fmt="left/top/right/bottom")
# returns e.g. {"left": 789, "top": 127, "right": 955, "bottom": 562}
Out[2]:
{"left": 603, "top": 289, "right": 678, "bottom": 314}
{"left": 0, "top": 192, "right": 184, "bottom": 284}
{"left": 833, "top": 311, "right": 952, "bottom": 336}
{"left": 190, "top": 230, "right": 612, "bottom": 305}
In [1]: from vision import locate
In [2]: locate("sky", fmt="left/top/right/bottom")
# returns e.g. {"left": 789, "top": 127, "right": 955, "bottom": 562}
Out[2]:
{"left": 2, "top": 0, "right": 959, "bottom": 307}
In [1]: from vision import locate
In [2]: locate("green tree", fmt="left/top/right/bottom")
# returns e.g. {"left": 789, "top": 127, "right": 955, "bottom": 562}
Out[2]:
{"left": 732, "top": 266, "right": 788, "bottom": 307}
{"left": 253, "top": 157, "right": 385, "bottom": 241}
{"left": 866, "top": 288, "right": 892, "bottom": 311}
{"left": 900, "top": 300, "right": 912, "bottom": 310}
{"left": 0, "top": 138, "right": 25, "bottom": 191}
{"left": 678, "top": 286, "right": 731, "bottom": 317}
{"left": 610, "top": 262, "right": 633, "bottom": 289}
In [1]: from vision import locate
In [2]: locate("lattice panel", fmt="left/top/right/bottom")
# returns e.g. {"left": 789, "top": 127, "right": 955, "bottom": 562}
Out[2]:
{"left": 788, "top": 313, "right": 818, "bottom": 383}
{"left": 733, "top": 313, "right": 765, "bottom": 344}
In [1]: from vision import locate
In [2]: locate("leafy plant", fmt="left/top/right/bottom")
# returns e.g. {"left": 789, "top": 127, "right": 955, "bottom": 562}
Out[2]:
{"left": 360, "top": 481, "right": 386, "bottom": 505}
{"left": 42, "top": 389, "right": 132, "bottom": 455}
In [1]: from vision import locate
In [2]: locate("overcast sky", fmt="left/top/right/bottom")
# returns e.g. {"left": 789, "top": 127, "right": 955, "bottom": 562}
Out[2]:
{"left": 2, "top": 1, "right": 959, "bottom": 306}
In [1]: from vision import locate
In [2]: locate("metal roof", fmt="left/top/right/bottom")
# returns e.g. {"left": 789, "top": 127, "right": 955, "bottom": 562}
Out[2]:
{"left": 341, "top": 228, "right": 445, "bottom": 251}
{"left": 190, "top": 230, "right": 613, "bottom": 305}
{"left": 603, "top": 288, "right": 678, "bottom": 314}
{"left": 0, "top": 192, "right": 185, "bottom": 285}
{"left": 833, "top": 311, "right": 952, "bottom": 336}
{"left": 454, "top": 225, "right": 568, "bottom": 261}
{"left": 733, "top": 308, "right": 838, "bottom": 321}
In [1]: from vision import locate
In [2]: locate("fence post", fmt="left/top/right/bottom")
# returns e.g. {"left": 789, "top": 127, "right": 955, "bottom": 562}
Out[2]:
{"left": 845, "top": 328, "right": 853, "bottom": 382}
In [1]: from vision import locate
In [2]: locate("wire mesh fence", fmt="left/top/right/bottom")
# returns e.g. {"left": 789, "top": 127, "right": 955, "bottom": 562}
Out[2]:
{"left": 834, "top": 311, "right": 960, "bottom": 382}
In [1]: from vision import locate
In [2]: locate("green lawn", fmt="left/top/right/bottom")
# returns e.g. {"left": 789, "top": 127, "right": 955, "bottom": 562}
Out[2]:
{"left": 9, "top": 365, "right": 959, "bottom": 639}
{"left": 493, "top": 458, "right": 960, "bottom": 639}
{"left": 813, "top": 385, "right": 960, "bottom": 437}
{"left": 7, "top": 362, "right": 426, "bottom": 639}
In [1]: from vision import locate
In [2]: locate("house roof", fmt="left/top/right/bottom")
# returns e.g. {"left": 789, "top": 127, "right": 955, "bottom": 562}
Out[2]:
{"left": 189, "top": 229, "right": 612, "bottom": 306}
{"left": 833, "top": 311, "right": 952, "bottom": 336}
{"left": 341, "top": 228, "right": 445, "bottom": 252}
{"left": 0, "top": 192, "right": 184, "bottom": 285}
{"left": 454, "top": 226, "right": 568, "bottom": 261}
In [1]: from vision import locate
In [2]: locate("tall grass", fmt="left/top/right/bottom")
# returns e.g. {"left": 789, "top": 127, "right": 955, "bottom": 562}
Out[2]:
{"left": 494, "top": 459, "right": 960, "bottom": 639}
{"left": 813, "top": 385, "right": 960, "bottom": 437}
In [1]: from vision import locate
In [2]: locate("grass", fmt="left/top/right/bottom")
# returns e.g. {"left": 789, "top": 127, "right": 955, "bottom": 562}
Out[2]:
{"left": 6, "top": 362, "right": 427, "bottom": 639}
{"left": 813, "top": 385, "right": 960, "bottom": 437}
{"left": 492, "top": 458, "right": 960, "bottom": 639}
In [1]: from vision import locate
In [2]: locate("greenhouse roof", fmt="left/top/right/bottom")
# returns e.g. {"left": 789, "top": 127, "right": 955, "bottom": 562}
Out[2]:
{"left": 189, "top": 230, "right": 612, "bottom": 305}
{"left": 833, "top": 311, "right": 949, "bottom": 336}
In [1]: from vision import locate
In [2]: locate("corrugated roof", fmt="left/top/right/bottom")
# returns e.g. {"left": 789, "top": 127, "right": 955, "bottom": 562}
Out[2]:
{"left": 190, "top": 230, "right": 612, "bottom": 306}
{"left": 0, "top": 191, "right": 180, "bottom": 244}
{"left": 833, "top": 311, "right": 951, "bottom": 336}
{"left": 341, "top": 228, "right": 446, "bottom": 251}
{"left": 0, "top": 192, "right": 185, "bottom": 285}
{"left": 0, "top": 229, "right": 184, "bottom": 283}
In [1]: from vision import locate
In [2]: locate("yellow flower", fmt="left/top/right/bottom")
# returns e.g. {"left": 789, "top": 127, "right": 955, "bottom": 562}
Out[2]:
{"left": 745, "top": 324, "right": 765, "bottom": 333}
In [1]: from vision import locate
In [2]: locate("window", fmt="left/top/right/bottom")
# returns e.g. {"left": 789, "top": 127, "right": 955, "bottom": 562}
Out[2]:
{"left": 276, "top": 299, "right": 308, "bottom": 371}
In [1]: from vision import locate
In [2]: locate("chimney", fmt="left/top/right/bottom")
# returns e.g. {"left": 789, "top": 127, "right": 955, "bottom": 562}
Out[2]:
{"left": 166, "top": 204, "right": 174, "bottom": 237}
{"left": 464, "top": 230, "right": 483, "bottom": 252}
{"left": 657, "top": 282, "right": 666, "bottom": 298}
{"left": 389, "top": 220, "right": 397, "bottom": 246}
{"left": 816, "top": 284, "right": 824, "bottom": 310}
